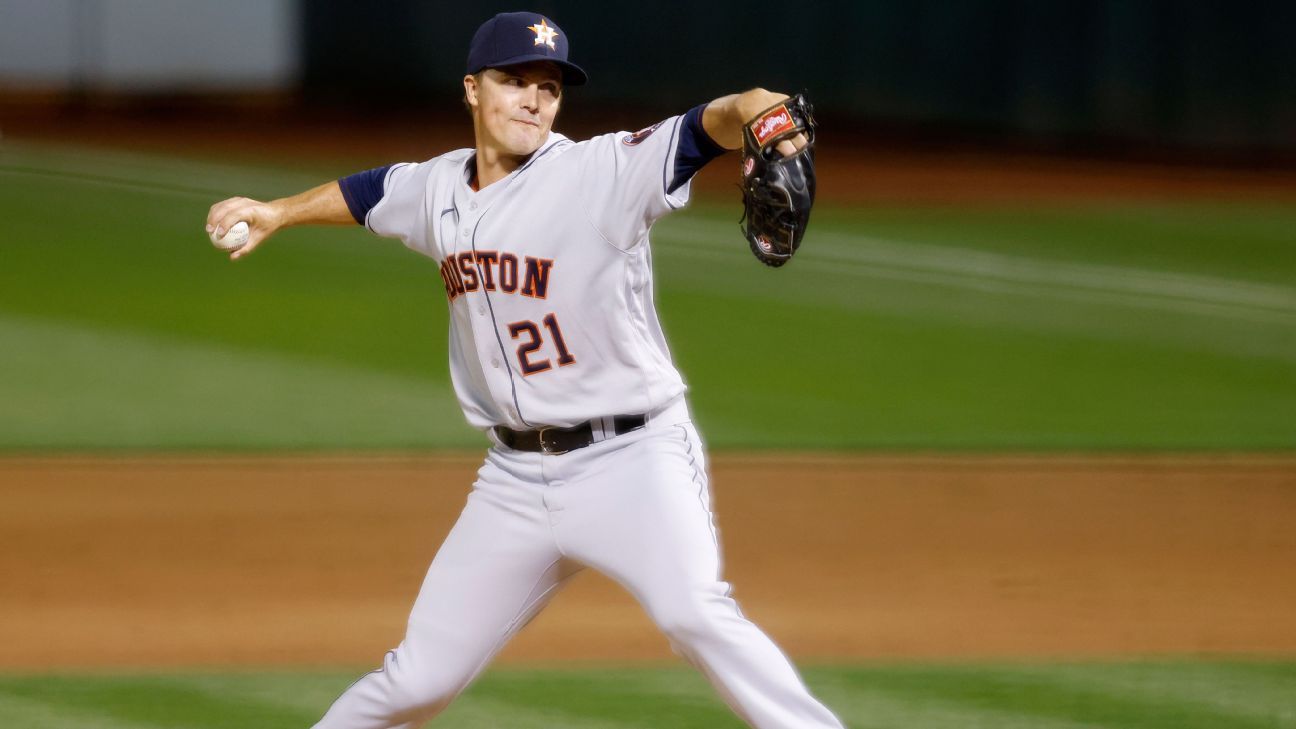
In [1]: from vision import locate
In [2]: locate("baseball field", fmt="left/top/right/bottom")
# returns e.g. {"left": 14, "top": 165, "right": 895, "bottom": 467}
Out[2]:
{"left": 2, "top": 124, "right": 1295, "bottom": 727}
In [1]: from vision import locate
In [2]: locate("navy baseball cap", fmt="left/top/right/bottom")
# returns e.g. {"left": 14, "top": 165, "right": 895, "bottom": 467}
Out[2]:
{"left": 466, "top": 12, "right": 588, "bottom": 86}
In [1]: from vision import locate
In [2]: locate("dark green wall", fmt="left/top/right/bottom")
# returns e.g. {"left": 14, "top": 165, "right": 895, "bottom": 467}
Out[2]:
{"left": 303, "top": 1, "right": 1295, "bottom": 154}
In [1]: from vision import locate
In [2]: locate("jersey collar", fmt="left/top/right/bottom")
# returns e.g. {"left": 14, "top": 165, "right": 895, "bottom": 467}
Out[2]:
{"left": 461, "top": 133, "right": 571, "bottom": 190}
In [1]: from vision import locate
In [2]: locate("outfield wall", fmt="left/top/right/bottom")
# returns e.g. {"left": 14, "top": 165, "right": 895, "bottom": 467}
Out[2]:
{"left": 299, "top": 1, "right": 1296, "bottom": 155}
{"left": 2, "top": 1, "right": 1293, "bottom": 155}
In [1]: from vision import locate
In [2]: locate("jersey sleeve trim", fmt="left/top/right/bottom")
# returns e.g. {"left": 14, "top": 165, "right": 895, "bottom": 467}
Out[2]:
{"left": 667, "top": 103, "right": 728, "bottom": 195}
{"left": 661, "top": 117, "right": 686, "bottom": 210}
{"left": 338, "top": 164, "right": 395, "bottom": 225}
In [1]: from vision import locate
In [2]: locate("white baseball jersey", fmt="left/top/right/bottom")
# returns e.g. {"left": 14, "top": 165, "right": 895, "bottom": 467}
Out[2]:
{"left": 340, "top": 106, "right": 725, "bottom": 431}
{"left": 322, "top": 102, "right": 846, "bottom": 729}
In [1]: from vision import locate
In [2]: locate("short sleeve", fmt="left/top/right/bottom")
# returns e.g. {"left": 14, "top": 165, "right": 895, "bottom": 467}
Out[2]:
{"left": 338, "top": 165, "right": 394, "bottom": 224}
{"left": 338, "top": 161, "right": 433, "bottom": 252}
{"left": 577, "top": 105, "right": 727, "bottom": 249}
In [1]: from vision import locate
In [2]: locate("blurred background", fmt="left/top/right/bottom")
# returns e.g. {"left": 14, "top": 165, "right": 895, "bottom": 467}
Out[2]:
{"left": 4, "top": 0, "right": 1296, "bottom": 157}
{"left": 3, "top": 0, "right": 1294, "bottom": 449}
{"left": 1, "top": 2, "right": 1294, "bottom": 728}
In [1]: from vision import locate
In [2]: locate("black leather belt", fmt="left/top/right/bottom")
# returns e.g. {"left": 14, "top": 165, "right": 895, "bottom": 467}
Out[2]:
{"left": 494, "top": 415, "right": 647, "bottom": 455}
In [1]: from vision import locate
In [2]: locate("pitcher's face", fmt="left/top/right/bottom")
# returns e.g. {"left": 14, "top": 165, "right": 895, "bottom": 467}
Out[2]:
{"left": 466, "top": 62, "right": 563, "bottom": 158}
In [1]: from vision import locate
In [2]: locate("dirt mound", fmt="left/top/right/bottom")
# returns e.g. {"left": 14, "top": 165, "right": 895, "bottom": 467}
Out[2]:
{"left": 1, "top": 454, "right": 1293, "bottom": 669}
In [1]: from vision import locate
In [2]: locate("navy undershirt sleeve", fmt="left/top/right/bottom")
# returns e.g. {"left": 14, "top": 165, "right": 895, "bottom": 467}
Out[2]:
{"left": 668, "top": 104, "right": 729, "bottom": 194}
{"left": 338, "top": 164, "right": 394, "bottom": 224}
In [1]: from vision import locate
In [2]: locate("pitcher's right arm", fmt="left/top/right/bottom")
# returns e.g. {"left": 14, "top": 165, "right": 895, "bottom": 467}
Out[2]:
{"left": 206, "top": 181, "right": 353, "bottom": 261}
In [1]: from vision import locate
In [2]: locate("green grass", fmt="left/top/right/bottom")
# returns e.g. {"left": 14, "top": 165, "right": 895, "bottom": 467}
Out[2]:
{"left": 0, "top": 661, "right": 1292, "bottom": 728}
{"left": 2, "top": 140, "right": 1294, "bottom": 449}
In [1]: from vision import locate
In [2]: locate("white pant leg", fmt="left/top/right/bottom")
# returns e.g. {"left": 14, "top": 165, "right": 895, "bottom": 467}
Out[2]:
{"left": 545, "top": 416, "right": 843, "bottom": 729}
{"left": 314, "top": 447, "right": 572, "bottom": 729}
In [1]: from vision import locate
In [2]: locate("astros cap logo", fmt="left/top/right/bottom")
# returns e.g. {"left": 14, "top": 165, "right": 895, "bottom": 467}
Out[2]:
{"left": 528, "top": 19, "right": 558, "bottom": 49}
{"left": 466, "top": 12, "right": 588, "bottom": 85}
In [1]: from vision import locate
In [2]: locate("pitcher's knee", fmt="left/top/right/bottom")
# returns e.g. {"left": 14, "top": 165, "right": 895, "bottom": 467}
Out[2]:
{"left": 651, "top": 591, "right": 738, "bottom": 645}
{"left": 380, "top": 655, "right": 468, "bottom": 721}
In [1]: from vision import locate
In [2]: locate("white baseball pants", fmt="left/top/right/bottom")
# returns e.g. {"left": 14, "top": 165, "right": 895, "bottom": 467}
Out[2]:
{"left": 312, "top": 399, "right": 842, "bottom": 729}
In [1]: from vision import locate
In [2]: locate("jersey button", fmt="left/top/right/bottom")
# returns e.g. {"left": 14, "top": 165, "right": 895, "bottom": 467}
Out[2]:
{"left": 477, "top": 305, "right": 486, "bottom": 315}
{"left": 491, "top": 358, "right": 500, "bottom": 368}
{"left": 469, "top": 202, "right": 478, "bottom": 210}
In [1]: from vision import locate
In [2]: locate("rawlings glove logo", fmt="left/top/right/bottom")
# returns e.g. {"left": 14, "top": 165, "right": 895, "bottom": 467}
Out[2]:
{"left": 751, "top": 106, "right": 795, "bottom": 145}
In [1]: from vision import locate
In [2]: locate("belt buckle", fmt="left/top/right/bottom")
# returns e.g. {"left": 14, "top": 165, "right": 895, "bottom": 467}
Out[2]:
{"left": 537, "top": 426, "right": 569, "bottom": 455}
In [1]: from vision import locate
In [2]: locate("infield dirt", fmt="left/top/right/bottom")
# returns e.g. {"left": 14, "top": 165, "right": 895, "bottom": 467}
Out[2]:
{"left": 1, "top": 455, "right": 1293, "bottom": 669}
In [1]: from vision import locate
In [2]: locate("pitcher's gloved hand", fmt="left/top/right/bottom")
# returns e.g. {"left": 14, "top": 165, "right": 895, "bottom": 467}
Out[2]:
{"left": 739, "top": 93, "right": 817, "bottom": 267}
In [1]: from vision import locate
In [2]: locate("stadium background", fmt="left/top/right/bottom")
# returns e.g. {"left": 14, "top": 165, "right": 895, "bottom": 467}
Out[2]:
{"left": 2, "top": 1, "right": 1294, "bottom": 727}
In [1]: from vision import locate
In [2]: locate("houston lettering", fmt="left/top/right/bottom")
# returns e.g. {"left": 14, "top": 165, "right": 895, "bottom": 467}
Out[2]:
{"left": 441, "top": 251, "right": 554, "bottom": 302}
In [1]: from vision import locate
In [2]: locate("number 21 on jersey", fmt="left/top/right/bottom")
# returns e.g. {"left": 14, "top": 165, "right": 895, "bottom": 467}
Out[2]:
{"left": 508, "top": 313, "right": 576, "bottom": 375}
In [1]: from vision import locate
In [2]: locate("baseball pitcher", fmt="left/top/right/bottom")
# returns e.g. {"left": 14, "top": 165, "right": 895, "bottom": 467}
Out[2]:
{"left": 206, "top": 11, "right": 830, "bottom": 729}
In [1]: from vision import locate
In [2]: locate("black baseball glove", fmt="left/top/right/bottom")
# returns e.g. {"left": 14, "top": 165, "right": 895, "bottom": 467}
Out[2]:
{"left": 740, "top": 94, "right": 817, "bottom": 267}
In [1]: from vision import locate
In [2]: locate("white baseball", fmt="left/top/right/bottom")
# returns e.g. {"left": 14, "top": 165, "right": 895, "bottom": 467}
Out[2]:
{"left": 210, "top": 221, "right": 250, "bottom": 251}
